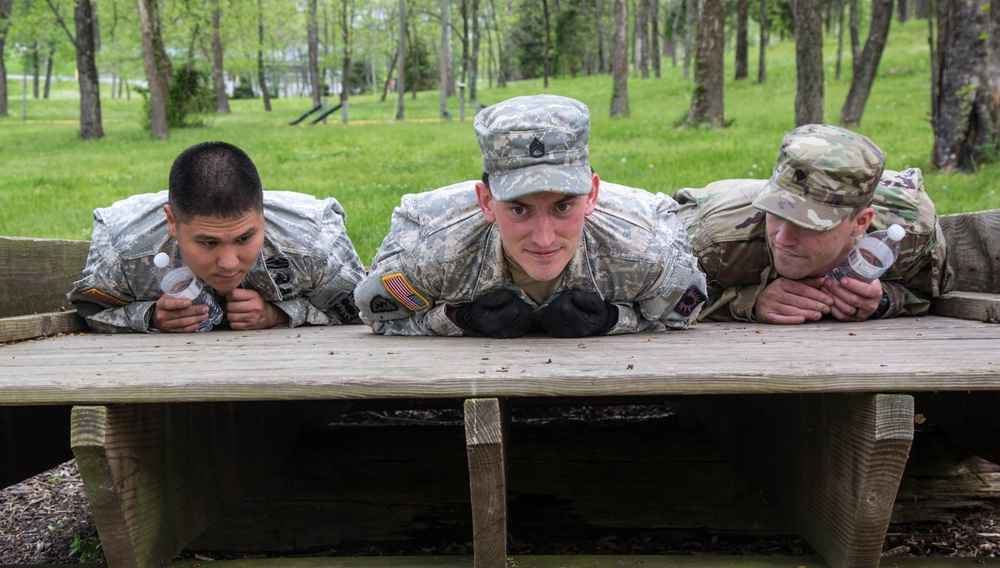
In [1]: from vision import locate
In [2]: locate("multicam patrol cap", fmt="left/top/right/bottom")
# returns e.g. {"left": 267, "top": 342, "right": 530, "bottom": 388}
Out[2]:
{"left": 752, "top": 124, "right": 885, "bottom": 231}
{"left": 474, "top": 94, "right": 592, "bottom": 201}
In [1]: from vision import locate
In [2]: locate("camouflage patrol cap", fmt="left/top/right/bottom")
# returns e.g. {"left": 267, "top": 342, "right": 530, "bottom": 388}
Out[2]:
{"left": 474, "top": 94, "right": 592, "bottom": 201}
{"left": 752, "top": 124, "right": 885, "bottom": 231}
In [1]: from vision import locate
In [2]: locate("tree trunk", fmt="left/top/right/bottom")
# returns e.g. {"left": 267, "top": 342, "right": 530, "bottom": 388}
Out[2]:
{"left": 638, "top": 0, "right": 650, "bottom": 78}
{"left": 596, "top": 0, "right": 606, "bottom": 73}
{"left": 792, "top": 0, "right": 824, "bottom": 126}
{"left": 758, "top": 0, "right": 768, "bottom": 83}
{"left": 396, "top": 0, "right": 405, "bottom": 119}
{"left": 651, "top": 0, "right": 661, "bottom": 78}
{"left": 136, "top": 0, "right": 168, "bottom": 139}
{"left": 849, "top": 0, "right": 860, "bottom": 75}
{"left": 440, "top": 0, "right": 452, "bottom": 117}
{"left": 489, "top": 0, "right": 508, "bottom": 86}
{"left": 915, "top": 0, "right": 931, "bottom": 19}
{"left": 257, "top": 0, "right": 271, "bottom": 111}
{"left": 74, "top": 0, "right": 103, "bottom": 139}
{"left": 835, "top": 0, "right": 845, "bottom": 80}
{"left": 470, "top": 0, "right": 479, "bottom": 102}
{"left": 307, "top": 0, "right": 321, "bottom": 107}
{"left": 339, "top": 0, "right": 354, "bottom": 123}
{"left": 211, "top": 1, "right": 230, "bottom": 113}
{"left": 683, "top": 0, "right": 697, "bottom": 79}
{"left": 43, "top": 48, "right": 54, "bottom": 99}
{"left": 611, "top": 0, "right": 629, "bottom": 116}
{"left": 931, "top": 0, "right": 993, "bottom": 172}
{"left": 898, "top": 0, "right": 910, "bottom": 22}
{"left": 0, "top": 0, "right": 10, "bottom": 118}
{"left": 686, "top": 0, "right": 724, "bottom": 127}
{"left": 734, "top": 0, "right": 748, "bottom": 80}
{"left": 542, "top": 0, "right": 551, "bottom": 88}
{"left": 839, "top": 0, "right": 893, "bottom": 126}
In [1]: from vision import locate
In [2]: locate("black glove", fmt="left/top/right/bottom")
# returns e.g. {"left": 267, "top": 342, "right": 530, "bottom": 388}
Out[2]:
{"left": 538, "top": 289, "right": 619, "bottom": 338}
{"left": 454, "top": 289, "right": 533, "bottom": 338}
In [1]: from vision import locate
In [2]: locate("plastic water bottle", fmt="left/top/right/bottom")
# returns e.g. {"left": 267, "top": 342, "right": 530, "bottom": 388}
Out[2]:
{"left": 827, "top": 224, "right": 906, "bottom": 283}
{"left": 153, "top": 252, "right": 224, "bottom": 333}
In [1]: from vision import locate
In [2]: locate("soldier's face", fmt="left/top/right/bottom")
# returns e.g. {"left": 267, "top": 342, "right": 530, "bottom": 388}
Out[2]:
{"left": 165, "top": 205, "right": 266, "bottom": 295}
{"left": 765, "top": 213, "right": 866, "bottom": 279}
{"left": 476, "top": 175, "right": 599, "bottom": 283}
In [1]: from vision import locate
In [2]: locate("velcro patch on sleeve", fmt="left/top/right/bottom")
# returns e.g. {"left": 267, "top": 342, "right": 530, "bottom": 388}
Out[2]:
{"left": 382, "top": 273, "right": 429, "bottom": 311}
{"left": 673, "top": 285, "right": 707, "bottom": 317}
{"left": 80, "top": 288, "right": 130, "bottom": 308}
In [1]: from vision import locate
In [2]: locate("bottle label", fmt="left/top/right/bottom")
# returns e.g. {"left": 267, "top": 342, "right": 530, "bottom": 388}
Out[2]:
{"left": 848, "top": 239, "right": 895, "bottom": 280}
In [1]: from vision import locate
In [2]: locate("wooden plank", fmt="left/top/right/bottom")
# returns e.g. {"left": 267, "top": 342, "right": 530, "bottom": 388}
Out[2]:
{"left": 2, "top": 317, "right": 1000, "bottom": 404}
{"left": 465, "top": 398, "right": 508, "bottom": 568}
{"left": 694, "top": 394, "right": 914, "bottom": 568}
{"left": 929, "top": 291, "right": 1000, "bottom": 322}
{"left": 71, "top": 402, "right": 303, "bottom": 568}
{"left": 915, "top": 391, "right": 1000, "bottom": 466}
{"left": 0, "top": 311, "right": 87, "bottom": 344}
{"left": 0, "top": 237, "right": 89, "bottom": 318}
{"left": 0, "top": 405, "right": 72, "bottom": 488}
{"left": 938, "top": 210, "right": 1000, "bottom": 293}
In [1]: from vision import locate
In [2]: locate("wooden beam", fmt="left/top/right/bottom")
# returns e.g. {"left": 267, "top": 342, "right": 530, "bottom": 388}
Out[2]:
{"left": 71, "top": 402, "right": 302, "bottom": 568}
{"left": 465, "top": 398, "right": 508, "bottom": 568}
{"left": 0, "top": 310, "right": 87, "bottom": 344}
{"left": 0, "top": 237, "right": 89, "bottom": 318}
{"left": 929, "top": 291, "right": 1000, "bottom": 322}
{"left": 693, "top": 393, "right": 914, "bottom": 568}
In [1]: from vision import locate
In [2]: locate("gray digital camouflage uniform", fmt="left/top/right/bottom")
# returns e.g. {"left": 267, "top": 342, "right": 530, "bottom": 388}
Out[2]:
{"left": 674, "top": 168, "right": 954, "bottom": 322}
{"left": 354, "top": 180, "right": 708, "bottom": 335}
{"left": 68, "top": 190, "right": 365, "bottom": 333}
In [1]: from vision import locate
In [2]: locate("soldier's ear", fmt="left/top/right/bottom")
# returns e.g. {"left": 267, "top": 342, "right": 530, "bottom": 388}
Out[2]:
{"left": 475, "top": 182, "right": 497, "bottom": 223}
{"left": 164, "top": 204, "right": 178, "bottom": 238}
{"left": 850, "top": 207, "right": 875, "bottom": 238}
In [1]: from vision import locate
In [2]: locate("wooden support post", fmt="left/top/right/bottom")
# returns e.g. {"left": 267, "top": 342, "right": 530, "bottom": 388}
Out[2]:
{"left": 71, "top": 402, "right": 302, "bottom": 568}
{"left": 694, "top": 393, "right": 914, "bottom": 568}
{"left": 464, "top": 397, "right": 508, "bottom": 568}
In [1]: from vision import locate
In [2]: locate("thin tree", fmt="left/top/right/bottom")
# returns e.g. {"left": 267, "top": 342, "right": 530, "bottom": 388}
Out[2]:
{"left": 257, "top": 0, "right": 271, "bottom": 111}
{"left": 835, "top": 0, "right": 845, "bottom": 80}
{"left": 686, "top": 0, "right": 724, "bottom": 127}
{"left": 638, "top": 0, "right": 650, "bottom": 78}
{"left": 931, "top": 0, "right": 995, "bottom": 172}
{"left": 758, "top": 0, "right": 767, "bottom": 83}
{"left": 791, "top": 0, "right": 824, "bottom": 126}
{"left": 542, "top": 0, "right": 551, "bottom": 88}
{"left": 339, "top": 0, "right": 355, "bottom": 123}
{"left": 0, "top": 0, "right": 13, "bottom": 118}
{"left": 45, "top": 0, "right": 103, "bottom": 139}
{"left": 610, "top": 0, "right": 628, "bottom": 116}
{"left": 651, "top": 0, "right": 661, "bottom": 78}
{"left": 397, "top": 0, "right": 405, "bottom": 119}
{"left": 682, "top": 0, "right": 697, "bottom": 79}
{"left": 440, "top": 0, "right": 452, "bottom": 118}
{"left": 307, "top": 0, "right": 322, "bottom": 108}
{"left": 136, "top": 0, "right": 168, "bottom": 139}
{"left": 734, "top": 0, "right": 747, "bottom": 80}
{"left": 849, "top": 0, "right": 860, "bottom": 75}
{"left": 469, "top": 0, "right": 480, "bottom": 103}
{"left": 210, "top": 0, "right": 230, "bottom": 114}
{"left": 840, "top": 0, "right": 894, "bottom": 126}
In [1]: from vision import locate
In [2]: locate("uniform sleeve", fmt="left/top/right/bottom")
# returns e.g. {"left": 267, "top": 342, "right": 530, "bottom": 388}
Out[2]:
{"left": 354, "top": 202, "right": 464, "bottom": 336}
{"left": 611, "top": 194, "right": 708, "bottom": 333}
{"left": 67, "top": 216, "right": 158, "bottom": 333}
{"left": 274, "top": 202, "right": 367, "bottom": 327}
{"left": 879, "top": 220, "right": 952, "bottom": 319}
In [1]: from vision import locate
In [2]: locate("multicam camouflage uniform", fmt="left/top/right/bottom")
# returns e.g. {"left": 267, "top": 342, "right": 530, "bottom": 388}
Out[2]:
{"left": 354, "top": 180, "right": 708, "bottom": 335}
{"left": 68, "top": 190, "right": 365, "bottom": 333}
{"left": 674, "top": 168, "right": 954, "bottom": 322}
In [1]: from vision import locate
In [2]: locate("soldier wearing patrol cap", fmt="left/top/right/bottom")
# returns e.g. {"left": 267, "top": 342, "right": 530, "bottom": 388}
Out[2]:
{"left": 355, "top": 94, "right": 707, "bottom": 337}
{"left": 674, "top": 123, "right": 953, "bottom": 324}
{"left": 68, "top": 141, "right": 365, "bottom": 333}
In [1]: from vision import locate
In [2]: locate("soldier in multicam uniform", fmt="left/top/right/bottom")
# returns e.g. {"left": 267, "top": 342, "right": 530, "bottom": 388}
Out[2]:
{"left": 355, "top": 94, "right": 707, "bottom": 337}
{"left": 68, "top": 141, "right": 365, "bottom": 333}
{"left": 674, "top": 124, "right": 954, "bottom": 324}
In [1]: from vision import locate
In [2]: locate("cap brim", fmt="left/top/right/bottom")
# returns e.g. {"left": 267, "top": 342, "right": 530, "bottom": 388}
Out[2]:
{"left": 752, "top": 181, "right": 852, "bottom": 232}
{"left": 489, "top": 162, "right": 592, "bottom": 201}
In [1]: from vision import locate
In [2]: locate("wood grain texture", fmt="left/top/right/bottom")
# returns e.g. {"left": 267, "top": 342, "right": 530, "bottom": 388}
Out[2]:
{"left": 0, "top": 237, "right": 89, "bottom": 318}
{"left": 929, "top": 291, "right": 1000, "bottom": 322}
{"left": 3, "top": 317, "right": 998, "bottom": 405}
{"left": 0, "top": 311, "right": 87, "bottom": 343}
{"left": 694, "top": 394, "right": 914, "bottom": 568}
{"left": 465, "top": 398, "right": 508, "bottom": 568}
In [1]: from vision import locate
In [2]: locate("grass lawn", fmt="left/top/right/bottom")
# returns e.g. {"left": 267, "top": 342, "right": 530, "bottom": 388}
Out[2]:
{"left": 1, "top": 18, "right": 997, "bottom": 263}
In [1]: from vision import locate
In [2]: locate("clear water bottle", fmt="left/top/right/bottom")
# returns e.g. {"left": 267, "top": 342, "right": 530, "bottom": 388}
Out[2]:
{"left": 153, "top": 252, "right": 224, "bottom": 333}
{"left": 827, "top": 224, "right": 906, "bottom": 283}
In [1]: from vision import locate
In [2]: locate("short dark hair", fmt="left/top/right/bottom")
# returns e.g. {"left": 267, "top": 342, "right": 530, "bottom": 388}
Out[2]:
{"left": 168, "top": 141, "right": 263, "bottom": 223}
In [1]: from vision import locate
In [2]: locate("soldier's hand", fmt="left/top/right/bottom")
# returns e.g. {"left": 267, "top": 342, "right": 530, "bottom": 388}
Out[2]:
{"left": 453, "top": 289, "right": 533, "bottom": 338}
{"left": 538, "top": 289, "right": 618, "bottom": 338}
{"left": 225, "top": 288, "right": 289, "bottom": 330}
{"left": 151, "top": 295, "right": 208, "bottom": 333}
{"left": 754, "top": 277, "right": 832, "bottom": 325}
{"left": 821, "top": 276, "right": 882, "bottom": 321}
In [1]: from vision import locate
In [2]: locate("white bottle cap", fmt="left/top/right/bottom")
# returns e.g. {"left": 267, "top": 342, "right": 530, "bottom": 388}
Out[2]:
{"left": 887, "top": 224, "right": 905, "bottom": 242}
{"left": 153, "top": 252, "right": 171, "bottom": 269}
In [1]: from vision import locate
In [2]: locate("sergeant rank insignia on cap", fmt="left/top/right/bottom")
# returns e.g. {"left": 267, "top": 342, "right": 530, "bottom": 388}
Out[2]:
{"left": 381, "top": 273, "right": 429, "bottom": 311}
{"left": 529, "top": 138, "right": 545, "bottom": 158}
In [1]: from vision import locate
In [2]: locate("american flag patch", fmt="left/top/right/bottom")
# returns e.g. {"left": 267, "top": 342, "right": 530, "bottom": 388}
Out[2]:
{"left": 381, "top": 273, "right": 429, "bottom": 311}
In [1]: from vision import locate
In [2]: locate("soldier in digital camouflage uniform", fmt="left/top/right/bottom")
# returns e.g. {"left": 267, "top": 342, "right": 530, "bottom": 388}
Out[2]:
{"left": 674, "top": 123, "right": 953, "bottom": 324}
{"left": 355, "top": 94, "right": 707, "bottom": 338}
{"left": 68, "top": 141, "right": 365, "bottom": 333}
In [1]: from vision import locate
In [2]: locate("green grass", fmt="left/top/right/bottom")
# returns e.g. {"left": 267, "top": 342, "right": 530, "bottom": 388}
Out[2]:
{"left": 1, "top": 19, "right": 997, "bottom": 263}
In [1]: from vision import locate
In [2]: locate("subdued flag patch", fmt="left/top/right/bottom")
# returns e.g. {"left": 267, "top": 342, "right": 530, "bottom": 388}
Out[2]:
{"left": 381, "top": 273, "right": 429, "bottom": 311}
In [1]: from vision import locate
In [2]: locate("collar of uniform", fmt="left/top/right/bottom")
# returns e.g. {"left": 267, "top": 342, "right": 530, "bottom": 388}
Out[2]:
{"left": 242, "top": 239, "right": 283, "bottom": 302}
